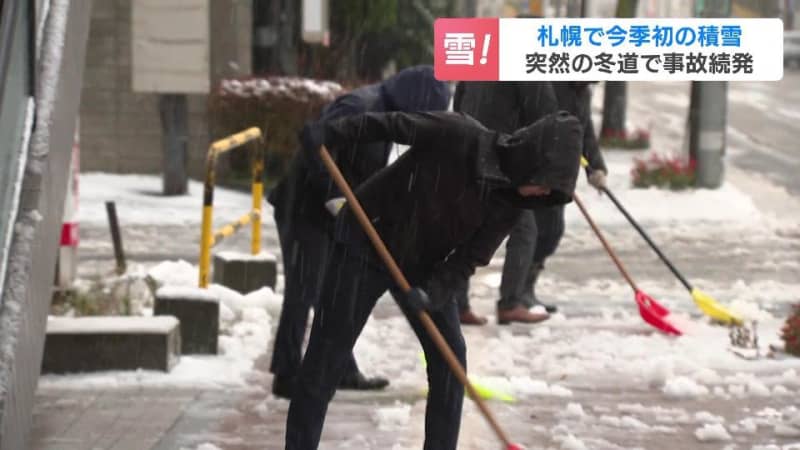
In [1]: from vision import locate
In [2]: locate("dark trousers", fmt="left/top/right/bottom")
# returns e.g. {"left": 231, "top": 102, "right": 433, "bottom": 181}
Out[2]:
{"left": 497, "top": 205, "right": 565, "bottom": 311}
{"left": 285, "top": 243, "right": 466, "bottom": 450}
{"left": 269, "top": 218, "right": 360, "bottom": 379}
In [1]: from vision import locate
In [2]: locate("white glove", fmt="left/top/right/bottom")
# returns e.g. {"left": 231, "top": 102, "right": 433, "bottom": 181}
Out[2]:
{"left": 588, "top": 170, "right": 607, "bottom": 192}
{"left": 325, "top": 197, "right": 346, "bottom": 216}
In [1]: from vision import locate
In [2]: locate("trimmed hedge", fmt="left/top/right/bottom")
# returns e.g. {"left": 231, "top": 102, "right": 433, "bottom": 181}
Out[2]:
{"left": 209, "top": 77, "right": 346, "bottom": 182}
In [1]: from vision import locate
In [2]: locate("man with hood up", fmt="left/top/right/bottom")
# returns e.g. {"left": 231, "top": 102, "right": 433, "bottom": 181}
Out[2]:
{"left": 284, "top": 109, "right": 583, "bottom": 450}
{"left": 267, "top": 66, "right": 451, "bottom": 400}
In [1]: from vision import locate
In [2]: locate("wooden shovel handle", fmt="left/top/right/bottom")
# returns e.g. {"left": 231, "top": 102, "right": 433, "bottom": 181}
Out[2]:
{"left": 573, "top": 193, "right": 639, "bottom": 291}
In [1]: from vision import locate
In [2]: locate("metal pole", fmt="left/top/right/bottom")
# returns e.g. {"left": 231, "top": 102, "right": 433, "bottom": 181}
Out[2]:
{"left": 688, "top": 0, "right": 730, "bottom": 188}
{"left": 159, "top": 94, "right": 189, "bottom": 196}
{"left": 251, "top": 139, "right": 264, "bottom": 255}
{"left": 105, "top": 202, "right": 127, "bottom": 275}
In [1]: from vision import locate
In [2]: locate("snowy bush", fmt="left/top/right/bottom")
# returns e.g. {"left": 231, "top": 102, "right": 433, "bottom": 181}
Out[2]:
{"left": 209, "top": 77, "right": 346, "bottom": 181}
{"left": 780, "top": 303, "right": 800, "bottom": 357}
{"left": 631, "top": 153, "right": 696, "bottom": 191}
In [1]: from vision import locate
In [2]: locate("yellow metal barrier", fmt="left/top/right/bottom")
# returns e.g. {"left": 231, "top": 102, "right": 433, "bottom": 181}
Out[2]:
{"left": 199, "top": 127, "right": 264, "bottom": 288}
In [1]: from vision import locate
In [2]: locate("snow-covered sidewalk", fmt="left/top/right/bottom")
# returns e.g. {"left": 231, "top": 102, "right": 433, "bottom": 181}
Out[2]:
{"left": 33, "top": 109, "right": 800, "bottom": 450}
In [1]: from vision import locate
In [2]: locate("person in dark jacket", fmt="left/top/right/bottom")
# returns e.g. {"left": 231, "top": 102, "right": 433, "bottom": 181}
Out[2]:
{"left": 451, "top": 80, "right": 560, "bottom": 325}
{"left": 453, "top": 80, "right": 607, "bottom": 323}
{"left": 284, "top": 109, "right": 583, "bottom": 450}
{"left": 499, "top": 81, "right": 607, "bottom": 316}
{"left": 267, "top": 66, "right": 451, "bottom": 399}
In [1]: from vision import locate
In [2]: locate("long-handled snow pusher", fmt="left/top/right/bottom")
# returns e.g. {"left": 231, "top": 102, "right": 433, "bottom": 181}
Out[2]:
{"left": 319, "top": 146, "right": 524, "bottom": 450}
{"left": 580, "top": 157, "right": 742, "bottom": 326}
{"left": 573, "top": 193, "right": 683, "bottom": 336}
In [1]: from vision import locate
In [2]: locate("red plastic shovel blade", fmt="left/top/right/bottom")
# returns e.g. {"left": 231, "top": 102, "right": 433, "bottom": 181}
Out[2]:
{"left": 635, "top": 289, "right": 670, "bottom": 317}
{"left": 635, "top": 290, "right": 682, "bottom": 336}
{"left": 507, "top": 444, "right": 525, "bottom": 450}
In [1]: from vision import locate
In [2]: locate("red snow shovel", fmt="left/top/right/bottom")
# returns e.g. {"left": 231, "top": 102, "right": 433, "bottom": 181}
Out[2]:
{"left": 319, "top": 146, "right": 524, "bottom": 450}
{"left": 573, "top": 194, "right": 682, "bottom": 336}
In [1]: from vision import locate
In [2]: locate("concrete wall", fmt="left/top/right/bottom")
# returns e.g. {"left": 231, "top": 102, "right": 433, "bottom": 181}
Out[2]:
{"left": 80, "top": 0, "right": 251, "bottom": 177}
{"left": 80, "top": 0, "right": 209, "bottom": 176}
{"left": 0, "top": 1, "right": 92, "bottom": 447}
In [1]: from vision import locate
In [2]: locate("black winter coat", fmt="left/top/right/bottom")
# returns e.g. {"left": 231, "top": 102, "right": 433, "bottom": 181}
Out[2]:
{"left": 453, "top": 81, "right": 559, "bottom": 133}
{"left": 320, "top": 110, "right": 583, "bottom": 284}
{"left": 551, "top": 82, "right": 607, "bottom": 174}
{"left": 267, "top": 66, "right": 450, "bottom": 230}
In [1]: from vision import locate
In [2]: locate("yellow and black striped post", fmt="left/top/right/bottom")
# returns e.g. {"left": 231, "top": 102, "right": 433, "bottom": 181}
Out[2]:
{"left": 251, "top": 135, "right": 265, "bottom": 255}
{"left": 210, "top": 210, "right": 260, "bottom": 247}
{"left": 198, "top": 127, "right": 263, "bottom": 288}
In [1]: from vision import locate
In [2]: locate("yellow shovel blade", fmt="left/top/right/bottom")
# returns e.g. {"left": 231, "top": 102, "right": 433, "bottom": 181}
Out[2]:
{"left": 472, "top": 381, "right": 516, "bottom": 403}
{"left": 419, "top": 353, "right": 515, "bottom": 403}
{"left": 691, "top": 288, "right": 744, "bottom": 326}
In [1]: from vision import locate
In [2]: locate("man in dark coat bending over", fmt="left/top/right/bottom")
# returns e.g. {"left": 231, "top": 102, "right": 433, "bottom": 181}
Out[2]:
{"left": 267, "top": 66, "right": 450, "bottom": 399}
{"left": 284, "top": 109, "right": 583, "bottom": 450}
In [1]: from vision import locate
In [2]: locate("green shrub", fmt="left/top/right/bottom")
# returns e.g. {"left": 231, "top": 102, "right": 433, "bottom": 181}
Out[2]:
{"left": 208, "top": 77, "right": 346, "bottom": 183}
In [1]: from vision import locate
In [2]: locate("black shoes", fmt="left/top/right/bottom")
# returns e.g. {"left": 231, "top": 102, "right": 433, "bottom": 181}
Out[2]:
{"left": 272, "top": 372, "right": 390, "bottom": 400}
{"left": 338, "top": 372, "right": 390, "bottom": 391}
{"left": 530, "top": 262, "right": 559, "bottom": 314}
{"left": 531, "top": 300, "right": 558, "bottom": 314}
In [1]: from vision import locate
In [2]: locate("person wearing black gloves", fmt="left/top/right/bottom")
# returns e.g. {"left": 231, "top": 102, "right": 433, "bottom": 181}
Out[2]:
{"left": 284, "top": 110, "right": 583, "bottom": 450}
{"left": 267, "top": 66, "right": 451, "bottom": 400}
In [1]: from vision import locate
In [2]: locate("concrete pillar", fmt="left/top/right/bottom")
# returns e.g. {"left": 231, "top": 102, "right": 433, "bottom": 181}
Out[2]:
{"left": 154, "top": 287, "right": 220, "bottom": 355}
{"left": 42, "top": 316, "right": 181, "bottom": 373}
{"left": 212, "top": 251, "right": 277, "bottom": 294}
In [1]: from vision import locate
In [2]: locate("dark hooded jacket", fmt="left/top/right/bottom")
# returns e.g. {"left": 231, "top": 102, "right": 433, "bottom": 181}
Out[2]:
{"left": 552, "top": 81, "right": 607, "bottom": 174}
{"left": 320, "top": 110, "right": 583, "bottom": 282}
{"left": 267, "top": 66, "right": 451, "bottom": 229}
{"left": 453, "top": 81, "right": 559, "bottom": 133}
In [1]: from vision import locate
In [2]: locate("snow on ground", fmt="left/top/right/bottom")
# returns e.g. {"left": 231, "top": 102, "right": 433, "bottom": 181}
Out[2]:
{"left": 695, "top": 423, "right": 732, "bottom": 442}
{"left": 39, "top": 260, "right": 279, "bottom": 390}
{"left": 565, "top": 151, "right": 766, "bottom": 229}
{"left": 50, "top": 106, "right": 800, "bottom": 450}
{"left": 372, "top": 402, "right": 412, "bottom": 430}
{"left": 65, "top": 162, "right": 800, "bottom": 401}
{"left": 76, "top": 173, "right": 263, "bottom": 227}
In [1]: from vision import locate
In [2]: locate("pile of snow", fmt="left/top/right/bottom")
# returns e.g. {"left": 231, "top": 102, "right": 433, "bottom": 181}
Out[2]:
{"left": 694, "top": 423, "right": 732, "bottom": 442}
{"left": 371, "top": 401, "right": 412, "bottom": 430}
{"left": 192, "top": 444, "right": 222, "bottom": 450}
{"left": 551, "top": 425, "right": 588, "bottom": 450}
{"left": 475, "top": 376, "right": 574, "bottom": 398}
{"left": 561, "top": 403, "right": 587, "bottom": 419}
{"left": 695, "top": 411, "right": 725, "bottom": 425}
{"left": 40, "top": 260, "right": 280, "bottom": 390}
{"left": 147, "top": 260, "right": 198, "bottom": 287}
{"left": 662, "top": 376, "right": 709, "bottom": 399}
{"left": 730, "top": 418, "right": 758, "bottom": 434}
